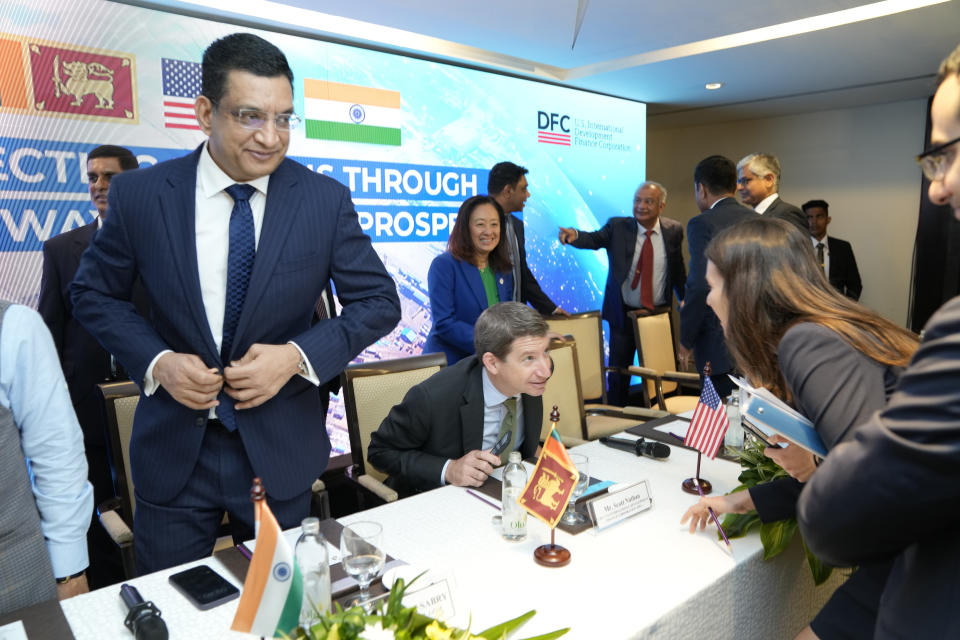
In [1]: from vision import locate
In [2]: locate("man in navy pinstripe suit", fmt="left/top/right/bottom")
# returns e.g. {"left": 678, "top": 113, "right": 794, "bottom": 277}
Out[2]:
{"left": 71, "top": 33, "right": 400, "bottom": 573}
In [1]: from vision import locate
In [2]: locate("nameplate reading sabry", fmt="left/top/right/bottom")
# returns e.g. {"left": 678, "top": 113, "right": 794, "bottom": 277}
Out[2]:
{"left": 401, "top": 569, "right": 460, "bottom": 622}
{"left": 586, "top": 480, "right": 652, "bottom": 530}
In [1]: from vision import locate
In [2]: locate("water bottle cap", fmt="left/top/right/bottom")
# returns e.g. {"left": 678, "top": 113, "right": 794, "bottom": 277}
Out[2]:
{"left": 301, "top": 517, "right": 320, "bottom": 534}
{"left": 508, "top": 451, "right": 522, "bottom": 463}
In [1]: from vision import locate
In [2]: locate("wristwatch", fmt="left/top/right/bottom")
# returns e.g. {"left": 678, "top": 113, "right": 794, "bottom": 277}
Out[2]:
{"left": 56, "top": 570, "right": 85, "bottom": 584}
{"left": 297, "top": 354, "right": 309, "bottom": 377}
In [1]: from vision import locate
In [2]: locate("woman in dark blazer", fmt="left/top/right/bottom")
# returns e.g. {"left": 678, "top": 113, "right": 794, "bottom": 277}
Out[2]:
{"left": 424, "top": 195, "right": 514, "bottom": 364}
{"left": 681, "top": 218, "right": 918, "bottom": 640}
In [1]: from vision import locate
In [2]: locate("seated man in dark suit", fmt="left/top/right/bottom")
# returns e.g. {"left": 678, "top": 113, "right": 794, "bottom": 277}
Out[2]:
{"left": 558, "top": 181, "right": 686, "bottom": 405}
{"left": 736, "top": 152, "right": 808, "bottom": 233}
{"left": 38, "top": 144, "right": 138, "bottom": 588}
{"left": 803, "top": 199, "right": 863, "bottom": 300}
{"left": 368, "top": 302, "right": 550, "bottom": 497}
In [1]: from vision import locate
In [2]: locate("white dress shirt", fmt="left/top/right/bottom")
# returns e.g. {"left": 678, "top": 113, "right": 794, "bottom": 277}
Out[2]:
{"left": 754, "top": 192, "right": 780, "bottom": 214}
{"left": 439, "top": 367, "right": 524, "bottom": 485}
{"left": 144, "top": 144, "right": 319, "bottom": 411}
{"left": 621, "top": 218, "right": 668, "bottom": 308}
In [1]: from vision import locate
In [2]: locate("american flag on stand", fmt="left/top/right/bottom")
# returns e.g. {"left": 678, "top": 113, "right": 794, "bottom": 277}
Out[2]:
{"left": 161, "top": 58, "right": 201, "bottom": 130}
{"left": 684, "top": 376, "right": 730, "bottom": 459}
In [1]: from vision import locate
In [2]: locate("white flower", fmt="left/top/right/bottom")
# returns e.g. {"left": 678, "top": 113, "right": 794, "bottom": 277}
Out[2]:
{"left": 360, "top": 620, "right": 396, "bottom": 640}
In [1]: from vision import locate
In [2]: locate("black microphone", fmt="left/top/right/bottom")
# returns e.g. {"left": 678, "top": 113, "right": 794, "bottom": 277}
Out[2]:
{"left": 599, "top": 436, "right": 670, "bottom": 460}
{"left": 120, "top": 583, "right": 169, "bottom": 640}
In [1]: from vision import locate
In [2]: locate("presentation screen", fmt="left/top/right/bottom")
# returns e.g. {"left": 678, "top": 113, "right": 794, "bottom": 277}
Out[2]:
{"left": 1, "top": 0, "right": 646, "bottom": 453}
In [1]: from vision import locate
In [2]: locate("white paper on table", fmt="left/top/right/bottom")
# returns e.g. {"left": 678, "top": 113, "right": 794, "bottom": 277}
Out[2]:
{"left": 653, "top": 418, "right": 694, "bottom": 439}
{"left": 244, "top": 529, "right": 340, "bottom": 563}
{"left": 0, "top": 621, "right": 27, "bottom": 640}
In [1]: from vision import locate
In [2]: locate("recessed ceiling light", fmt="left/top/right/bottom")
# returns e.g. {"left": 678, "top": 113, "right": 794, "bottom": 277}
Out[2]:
{"left": 705, "top": 82, "right": 724, "bottom": 90}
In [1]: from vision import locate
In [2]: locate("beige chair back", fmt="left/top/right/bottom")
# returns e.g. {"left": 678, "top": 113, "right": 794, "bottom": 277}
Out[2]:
{"left": 546, "top": 312, "right": 605, "bottom": 402}
{"left": 540, "top": 339, "right": 587, "bottom": 441}
{"left": 341, "top": 353, "right": 447, "bottom": 481}
{"left": 635, "top": 312, "right": 680, "bottom": 397}
{"left": 97, "top": 381, "right": 140, "bottom": 526}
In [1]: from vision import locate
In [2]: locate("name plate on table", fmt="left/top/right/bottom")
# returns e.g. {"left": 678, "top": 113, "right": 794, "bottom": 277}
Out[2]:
{"left": 384, "top": 566, "right": 462, "bottom": 622}
{"left": 585, "top": 481, "right": 652, "bottom": 530}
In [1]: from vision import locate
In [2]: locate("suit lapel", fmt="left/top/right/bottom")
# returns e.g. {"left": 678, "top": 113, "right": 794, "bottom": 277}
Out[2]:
{"left": 159, "top": 148, "right": 220, "bottom": 364}
{"left": 233, "top": 160, "right": 300, "bottom": 349}
{"left": 70, "top": 222, "right": 98, "bottom": 269}
{"left": 461, "top": 260, "right": 488, "bottom": 309}
{"left": 460, "top": 360, "right": 486, "bottom": 452}
{"left": 496, "top": 271, "right": 512, "bottom": 303}
{"left": 620, "top": 218, "right": 638, "bottom": 279}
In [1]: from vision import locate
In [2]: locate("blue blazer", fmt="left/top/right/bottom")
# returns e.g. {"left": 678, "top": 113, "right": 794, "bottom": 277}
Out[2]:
{"left": 423, "top": 252, "right": 513, "bottom": 364}
{"left": 70, "top": 146, "right": 400, "bottom": 502}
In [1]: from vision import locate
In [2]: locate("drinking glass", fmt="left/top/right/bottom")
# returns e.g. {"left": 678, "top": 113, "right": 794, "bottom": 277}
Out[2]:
{"left": 340, "top": 521, "right": 385, "bottom": 607}
{"left": 561, "top": 453, "right": 590, "bottom": 525}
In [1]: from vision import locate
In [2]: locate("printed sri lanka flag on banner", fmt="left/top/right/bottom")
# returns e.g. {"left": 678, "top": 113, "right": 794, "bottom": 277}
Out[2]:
{"left": 303, "top": 78, "right": 401, "bottom": 146}
{"left": 518, "top": 425, "right": 579, "bottom": 529}
{"left": 230, "top": 494, "right": 302, "bottom": 638}
{"left": 684, "top": 376, "right": 730, "bottom": 459}
{"left": 0, "top": 36, "right": 29, "bottom": 111}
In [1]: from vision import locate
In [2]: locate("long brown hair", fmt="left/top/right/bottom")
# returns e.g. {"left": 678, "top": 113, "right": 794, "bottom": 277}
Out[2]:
{"left": 705, "top": 217, "right": 918, "bottom": 401}
{"left": 447, "top": 195, "right": 513, "bottom": 272}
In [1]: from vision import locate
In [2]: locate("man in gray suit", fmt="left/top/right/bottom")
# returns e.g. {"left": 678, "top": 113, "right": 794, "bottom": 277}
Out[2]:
{"left": 798, "top": 43, "right": 960, "bottom": 639}
{"left": 368, "top": 302, "right": 550, "bottom": 497}
{"left": 736, "top": 152, "right": 808, "bottom": 233}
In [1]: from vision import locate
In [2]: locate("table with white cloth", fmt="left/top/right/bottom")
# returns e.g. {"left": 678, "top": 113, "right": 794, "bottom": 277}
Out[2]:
{"left": 54, "top": 433, "right": 845, "bottom": 640}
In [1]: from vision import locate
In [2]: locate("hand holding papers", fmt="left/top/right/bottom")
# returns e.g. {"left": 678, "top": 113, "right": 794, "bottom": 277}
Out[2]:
{"left": 731, "top": 377, "right": 827, "bottom": 458}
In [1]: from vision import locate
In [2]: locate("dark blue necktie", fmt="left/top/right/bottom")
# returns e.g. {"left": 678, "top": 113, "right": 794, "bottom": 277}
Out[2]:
{"left": 218, "top": 183, "right": 256, "bottom": 431}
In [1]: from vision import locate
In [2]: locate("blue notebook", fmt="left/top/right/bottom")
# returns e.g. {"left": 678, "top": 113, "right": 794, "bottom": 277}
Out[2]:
{"left": 732, "top": 377, "right": 828, "bottom": 458}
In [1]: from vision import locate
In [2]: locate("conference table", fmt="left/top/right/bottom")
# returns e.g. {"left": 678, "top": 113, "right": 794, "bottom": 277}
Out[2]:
{"left": 28, "top": 424, "right": 843, "bottom": 640}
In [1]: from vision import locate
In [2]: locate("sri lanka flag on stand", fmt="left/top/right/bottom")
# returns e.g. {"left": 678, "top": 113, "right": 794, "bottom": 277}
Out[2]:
{"left": 231, "top": 496, "right": 302, "bottom": 638}
{"left": 518, "top": 425, "right": 580, "bottom": 529}
{"left": 684, "top": 376, "right": 730, "bottom": 459}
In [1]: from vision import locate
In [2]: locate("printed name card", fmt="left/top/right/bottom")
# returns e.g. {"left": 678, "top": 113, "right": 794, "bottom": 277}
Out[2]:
{"left": 398, "top": 568, "right": 461, "bottom": 622}
{"left": 586, "top": 480, "right": 652, "bottom": 530}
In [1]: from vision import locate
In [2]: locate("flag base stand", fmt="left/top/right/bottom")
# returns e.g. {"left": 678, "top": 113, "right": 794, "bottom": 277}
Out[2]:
{"left": 534, "top": 529, "right": 570, "bottom": 567}
{"left": 681, "top": 477, "right": 712, "bottom": 495}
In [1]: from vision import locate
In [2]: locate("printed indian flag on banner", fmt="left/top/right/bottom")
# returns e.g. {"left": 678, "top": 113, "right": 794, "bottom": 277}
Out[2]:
{"left": 231, "top": 495, "right": 302, "bottom": 638}
{"left": 303, "top": 78, "right": 401, "bottom": 146}
{"left": 518, "top": 425, "right": 580, "bottom": 529}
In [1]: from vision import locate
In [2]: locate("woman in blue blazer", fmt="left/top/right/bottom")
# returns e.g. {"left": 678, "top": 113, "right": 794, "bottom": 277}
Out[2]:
{"left": 424, "top": 195, "right": 514, "bottom": 364}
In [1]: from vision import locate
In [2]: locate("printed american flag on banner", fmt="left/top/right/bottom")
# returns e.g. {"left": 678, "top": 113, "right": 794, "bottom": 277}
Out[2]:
{"left": 684, "top": 376, "right": 730, "bottom": 459}
{"left": 161, "top": 58, "right": 201, "bottom": 130}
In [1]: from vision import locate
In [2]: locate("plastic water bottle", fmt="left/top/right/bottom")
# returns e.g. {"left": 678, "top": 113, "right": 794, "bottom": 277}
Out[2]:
{"left": 502, "top": 451, "right": 527, "bottom": 541}
{"left": 725, "top": 392, "right": 744, "bottom": 449}
{"left": 295, "top": 517, "right": 331, "bottom": 628}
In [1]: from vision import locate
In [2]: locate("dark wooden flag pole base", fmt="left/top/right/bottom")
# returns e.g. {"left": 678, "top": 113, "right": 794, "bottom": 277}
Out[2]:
{"left": 682, "top": 450, "right": 712, "bottom": 495}
{"left": 534, "top": 528, "right": 570, "bottom": 567}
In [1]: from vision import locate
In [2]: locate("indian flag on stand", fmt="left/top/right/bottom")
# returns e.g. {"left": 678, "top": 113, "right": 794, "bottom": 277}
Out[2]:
{"left": 230, "top": 494, "right": 302, "bottom": 638}
{"left": 303, "top": 78, "right": 401, "bottom": 146}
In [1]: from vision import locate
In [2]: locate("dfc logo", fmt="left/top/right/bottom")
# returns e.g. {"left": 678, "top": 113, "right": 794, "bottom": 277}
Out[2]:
{"left": 537, "top": 111, "right": 571, "bottom": 146}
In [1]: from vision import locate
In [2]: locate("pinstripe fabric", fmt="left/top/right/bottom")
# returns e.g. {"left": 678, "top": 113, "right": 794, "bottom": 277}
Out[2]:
{"left": 0, "top": 301, "right": 56, "bottom": 616}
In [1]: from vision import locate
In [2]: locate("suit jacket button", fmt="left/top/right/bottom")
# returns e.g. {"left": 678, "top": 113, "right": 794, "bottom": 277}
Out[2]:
{"left": 196, "top": 417, "right": 205, "bottom": 426}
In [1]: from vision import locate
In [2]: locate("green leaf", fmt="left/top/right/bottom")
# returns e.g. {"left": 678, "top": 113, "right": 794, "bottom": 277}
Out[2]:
{"left": 518, "top": 629, "right": 571, "bottom": 640}
{"left": 476, "top": 610, "right": 536, "bottom": 639}
{"left": 720, "top": 511, "right": 761, "bottom": 539}
{"left": 759, "top": 519, "right": 798, "bottom": 560}
{"left": 801, "top": 536, "right": 835, "bottom": 586}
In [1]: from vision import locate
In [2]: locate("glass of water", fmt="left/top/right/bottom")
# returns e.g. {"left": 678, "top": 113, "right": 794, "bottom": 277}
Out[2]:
{"left": 340, "top": 521, "right": 385, "bottom": 607}
{"left": 560, "top": 453, "right": 590, "bottom": 525}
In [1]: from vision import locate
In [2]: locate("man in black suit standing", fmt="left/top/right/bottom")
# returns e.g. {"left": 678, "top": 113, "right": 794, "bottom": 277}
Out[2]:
{"left": 798, "top": 43, "right": 960, "bottom": 639}
{"left": 802, "top": 199, "right": 863, "bottom": 300}
{"left": 489, "top": 162, "right": 567, "bottom": 316}
{"left": 558, "top": 181, "right": 686, "bottom": 405}
{"left": 736, "top": 152, "right": 807, "bottom": 233}
{"left": 368, "top": 302, "right": 550, "bottom": 497}
{"left": 38, "top": 144, "right": 138, "bottom": 588}
{"left": 679, "top": 156, "right": 757, "bottom": 398}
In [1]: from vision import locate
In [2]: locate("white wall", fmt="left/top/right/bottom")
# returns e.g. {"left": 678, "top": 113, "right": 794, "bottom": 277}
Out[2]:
{"left": 647, "top": 98, "right": 928, "bottom": 326}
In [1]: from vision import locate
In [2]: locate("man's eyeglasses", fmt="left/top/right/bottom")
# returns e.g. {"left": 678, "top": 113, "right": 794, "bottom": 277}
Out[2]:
{"left": 216, "top": 104, "right": 302, "bottom": 131}
{"left": 916, "top": 134, "right": 960, "bottom": 181}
